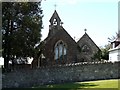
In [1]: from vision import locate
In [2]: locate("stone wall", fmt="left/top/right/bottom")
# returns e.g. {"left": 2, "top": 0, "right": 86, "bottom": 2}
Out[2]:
{"left": 2, "top": 61, "right": 120, "bottom": 88}
{"left": 0, "top": 68, "right": 2, "bottom": 89}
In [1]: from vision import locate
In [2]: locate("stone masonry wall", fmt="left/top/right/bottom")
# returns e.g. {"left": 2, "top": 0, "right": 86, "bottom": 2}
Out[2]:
{"left": 2, "top": 61, "right": 120, "bottom": 88}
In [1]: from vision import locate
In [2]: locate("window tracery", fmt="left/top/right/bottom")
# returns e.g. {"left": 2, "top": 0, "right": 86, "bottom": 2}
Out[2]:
{"left": 82, "top": 44, "right": 91, "bottom": 54}
{"left": 54, "top": 40, "right": 67, "bottom": 62}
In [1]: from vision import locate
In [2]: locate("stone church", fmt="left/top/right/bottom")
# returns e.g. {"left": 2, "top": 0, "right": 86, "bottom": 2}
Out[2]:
{"left": 32, "top": 10, "right": 101, "bottom": 67}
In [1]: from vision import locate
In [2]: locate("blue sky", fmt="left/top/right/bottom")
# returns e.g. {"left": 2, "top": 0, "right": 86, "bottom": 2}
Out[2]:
{"left": 41, "top": 0, "right": 119, "bottom": 47}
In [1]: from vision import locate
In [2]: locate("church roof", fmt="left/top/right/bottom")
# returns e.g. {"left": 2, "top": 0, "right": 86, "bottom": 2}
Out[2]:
{"left": 77, "top": 32, "right": 100, "bottom": 51}
{"left": 44, "top": 26, "right": 76, "bottom": 44}
{"left": 117, "top": 44, "right": 120, "bottom": 48}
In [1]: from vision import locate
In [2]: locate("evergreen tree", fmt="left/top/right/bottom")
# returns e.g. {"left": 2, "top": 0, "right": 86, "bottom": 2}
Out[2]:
{"left": 2, "top": 2, "right": 43, "bottom": 71}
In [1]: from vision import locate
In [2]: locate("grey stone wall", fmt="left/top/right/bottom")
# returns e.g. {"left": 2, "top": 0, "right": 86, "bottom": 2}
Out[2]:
{"left": 2, "top": 61, "right": 120, "bottom": 88}
{"left": 0, "top": 68, "right": 2, "bottom": 89}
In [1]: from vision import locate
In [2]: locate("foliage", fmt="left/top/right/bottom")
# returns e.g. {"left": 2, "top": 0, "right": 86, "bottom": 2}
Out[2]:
{"left": 101, "top": 32, "right": 120, "bottom": 61}
{"left": 92, "top": 50, "right": 101, "bottom": 61}
{"left": 108, "top": 32, "right": 120, "bottom": 42}
{"left": 34, "top": 41, "right": 45, "bottom": 59}
{"left": 2, "top": 2, "right": 43, "bottom": 70}
{"left": 100, "top": 44, "right": 111, "bottom": 60}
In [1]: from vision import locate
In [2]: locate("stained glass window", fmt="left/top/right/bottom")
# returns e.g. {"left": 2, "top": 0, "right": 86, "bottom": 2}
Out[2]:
{"left": 54, "top": 41, "right": 67, "bottom": 62}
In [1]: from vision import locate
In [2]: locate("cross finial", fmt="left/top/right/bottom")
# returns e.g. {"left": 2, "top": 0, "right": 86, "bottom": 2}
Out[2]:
{"left": 84, "top": 28, "right": 87, "bottom": 33}
{"left": 54, "top": 4, "right": 57, "bottom": 10}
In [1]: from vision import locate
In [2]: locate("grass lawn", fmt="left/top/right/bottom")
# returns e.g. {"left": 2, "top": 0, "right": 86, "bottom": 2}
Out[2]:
{"left": 35, "top": 79, "right": 119, "bottom": 89}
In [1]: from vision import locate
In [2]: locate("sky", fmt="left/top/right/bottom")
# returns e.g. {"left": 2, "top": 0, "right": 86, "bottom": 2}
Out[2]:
{"left": 41, "top": 0, "right": 119, "bottom": 47}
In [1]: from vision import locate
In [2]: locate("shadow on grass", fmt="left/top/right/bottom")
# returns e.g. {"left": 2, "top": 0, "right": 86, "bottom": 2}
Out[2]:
{"left": 2, "top": 82, "right": 118, "bottom": 90}
{"left": 36, "top": 82, "right": 98, "bottom": 90}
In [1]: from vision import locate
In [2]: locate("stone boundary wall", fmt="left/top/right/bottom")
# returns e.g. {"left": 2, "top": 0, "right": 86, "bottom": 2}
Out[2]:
{"left": 2, "top": 61, "right": 120, "bottom": 88}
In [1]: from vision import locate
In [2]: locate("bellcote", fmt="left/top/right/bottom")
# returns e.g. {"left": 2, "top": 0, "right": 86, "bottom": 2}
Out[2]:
{"left": 48, "top": 10, "right": 63, "bottom": 37}
{"left": 49, "top": 10, "right": 62, "bottom": 26}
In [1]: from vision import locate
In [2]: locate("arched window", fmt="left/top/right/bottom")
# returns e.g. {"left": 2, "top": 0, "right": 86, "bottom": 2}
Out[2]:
{"left": 54, "top": 40, "right": 67, "bottom": 62}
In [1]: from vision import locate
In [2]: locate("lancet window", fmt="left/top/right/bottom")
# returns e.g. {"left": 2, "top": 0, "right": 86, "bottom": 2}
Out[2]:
{"left": 54, "top": 40, "right": 67, "bottom": 62}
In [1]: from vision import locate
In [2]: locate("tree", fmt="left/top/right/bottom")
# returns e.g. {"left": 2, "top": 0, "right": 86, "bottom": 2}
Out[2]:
{"left": 108, "top": 32, "right": 120, "bottom": 43}
{"left": 100, "top": 32, "right": 120, "bottom": 61}
{"left": 92, "top": 50, "right": 101, "bottom": 61}
{"left": 2, "top": 2, "right": 43, "bottom": 71}
{"left": 100, "top": 44, "right": 110, "bottom": 60}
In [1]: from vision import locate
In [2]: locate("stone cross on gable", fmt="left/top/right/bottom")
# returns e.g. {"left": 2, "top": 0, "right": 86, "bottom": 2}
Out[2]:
{"left": 84, "top": 29, "right": 87, "bottom": 32}
{"left": 54, "top": 4, "right": 57, "bottom": 10}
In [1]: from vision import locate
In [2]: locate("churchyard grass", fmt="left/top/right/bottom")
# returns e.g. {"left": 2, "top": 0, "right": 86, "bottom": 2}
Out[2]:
{"left": 34, "top": 79, "right": 119, "bottom": 89}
